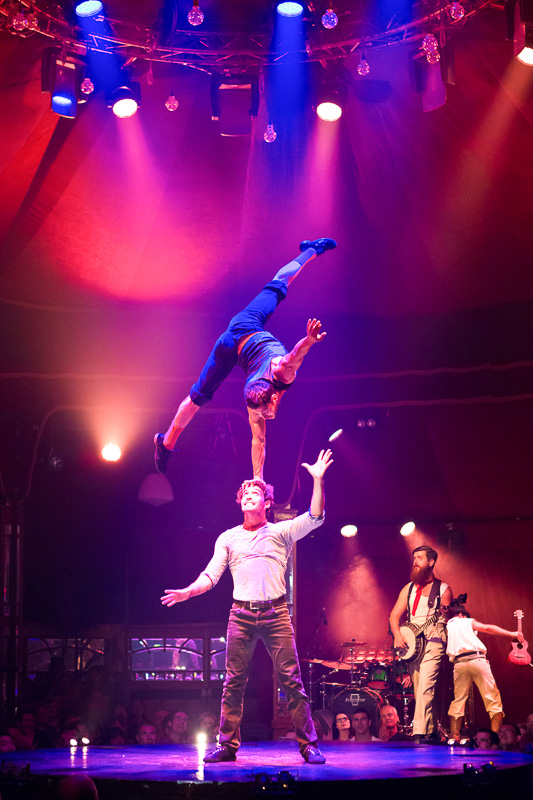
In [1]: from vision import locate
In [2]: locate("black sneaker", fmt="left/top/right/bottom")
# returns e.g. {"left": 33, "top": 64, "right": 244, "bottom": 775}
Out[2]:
{"left": 299, "top": 238, "right": 337, "bottom": 256}
{"left": 203, "top": 744, "right": 237, "bottom": 763}
{"left": 154, "top": 433, "right": 172, "bottom": 474}
{"left": 302, "top": 744, "right": 326, "bottom": 764}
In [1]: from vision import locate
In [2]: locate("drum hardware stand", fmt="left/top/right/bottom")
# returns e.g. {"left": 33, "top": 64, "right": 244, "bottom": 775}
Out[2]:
{"left": 303, "top": 608, "right": 328, "bottom": 711}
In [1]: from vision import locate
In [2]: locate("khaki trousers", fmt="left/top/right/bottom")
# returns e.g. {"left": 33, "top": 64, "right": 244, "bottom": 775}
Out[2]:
{"left": 409, "top": 627, "right": 446, "bottom": 736}
{"left": 448, "top": 656, "right": 503, "bottom": 719}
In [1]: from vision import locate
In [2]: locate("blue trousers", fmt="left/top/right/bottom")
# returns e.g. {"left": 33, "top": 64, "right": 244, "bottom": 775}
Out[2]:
{"left": 189, "top": 280, "right": 287, "bottom": 407}
{"left": 218, "top": 603, "right": 317, "bottom": 754}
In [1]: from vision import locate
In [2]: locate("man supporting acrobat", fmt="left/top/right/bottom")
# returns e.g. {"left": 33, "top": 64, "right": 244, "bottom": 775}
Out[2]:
{"left": 161, "top": 449, "right": 333, "bottom": 764}
{"left": 154, "top": 238, "right": 336, "bottom": 480}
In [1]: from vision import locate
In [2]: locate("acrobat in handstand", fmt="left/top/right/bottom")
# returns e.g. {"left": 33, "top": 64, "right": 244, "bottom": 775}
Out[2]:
{"left": 154, "top": 237, "right": 337, "bottom": 480}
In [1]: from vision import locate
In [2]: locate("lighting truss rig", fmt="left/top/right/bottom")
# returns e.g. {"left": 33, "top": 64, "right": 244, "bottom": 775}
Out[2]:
{"left": 0, "top": 0, "right": 494, "bottom": 73}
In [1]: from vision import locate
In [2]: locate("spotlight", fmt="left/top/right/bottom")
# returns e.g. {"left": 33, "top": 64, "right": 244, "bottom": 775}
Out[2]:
{"left": 187, "top": 0, "right": 204, "bottom": 26}
{"left": 81, "top": 737, "right": 90, "bottom": 745}
{"left": 196, "top": 732, "right": 207, "bottom": 744}
{"left": 108, "top": 83, "right": 141, "bottom": 118}
{"left": 70, "top": 738, "right": 78, "bottom": 747}
{"left": 41, "top": 49, "right": 89, "bottom": 119}
{"left": 277, "top": 2, "right": 304, "bottom": 17}
{"left": 356, "top": 419, "right": 366, "bottom": 428}
{"left": 517, "top": 26, "right": 533, "bottom": 63}
{"left": 322, "top": 4, "right": 338, "bottom": 28}
{"left": 101, "top": 443, "right": 121, "bottom": 461}
{"left": 75, "top": 1, "right": 103, "bottom": 17}
{"left": 328, "top": 428, "right": 343, "bottom": 442}
{"left": 264, "top": 123, "right": 277, "bottom": 142}
{"left": 400, "top": 521, "right": 416, "bottom": 536}
{"left": 340, "top": 524, "right": 357, "bottom": 538}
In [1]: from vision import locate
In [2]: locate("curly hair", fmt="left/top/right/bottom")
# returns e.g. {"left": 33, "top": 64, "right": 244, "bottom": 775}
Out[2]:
{"left": 245, "top": 380, "right": 276, "bottom": 409}
{"left": 236, "top": 479, "right": 274, "bottom": 505}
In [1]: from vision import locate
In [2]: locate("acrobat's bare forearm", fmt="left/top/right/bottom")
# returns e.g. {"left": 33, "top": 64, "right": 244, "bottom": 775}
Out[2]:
{"left": 161, "top": 573, "right": 212, "bottom": 607}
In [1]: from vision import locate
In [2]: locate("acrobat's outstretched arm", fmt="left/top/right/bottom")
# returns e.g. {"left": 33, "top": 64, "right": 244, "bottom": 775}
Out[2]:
{"left": 275, "top": 319, "right": 327, "bottom": 384}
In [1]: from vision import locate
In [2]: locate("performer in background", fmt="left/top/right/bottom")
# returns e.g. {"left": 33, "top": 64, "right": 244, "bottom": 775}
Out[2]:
{"left": 446, "top": 604, "right": 523, "bottom": 741}
{"left": 389, "top": 545, "right": 452, "bottom": 742}
{"left": 154, "top": 238, "right": 336, "bottom": 479}
{"left": 161, "top": 449, "right": 333, "bottom": 764}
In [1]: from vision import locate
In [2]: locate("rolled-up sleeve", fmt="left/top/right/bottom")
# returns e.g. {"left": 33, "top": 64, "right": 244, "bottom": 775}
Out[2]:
{"left": 287, "top": 511, "right": 325, "bottom": 543}
{"left": 201, "top": 533, "right": 229, "bottom": 588}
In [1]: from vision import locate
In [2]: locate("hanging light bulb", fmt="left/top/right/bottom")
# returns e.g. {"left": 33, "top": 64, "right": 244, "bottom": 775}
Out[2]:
{"left": 321, "top": 4, "right": 338, "bottom": 29}
{"left": 264, "top": 123, "right": 277, "bottom": 142}
{"left": 165, "top": 94, "right": 179, "bottom": 111}
{"left": 422, "top": 33, "right": 439, "bottom": 52}
{"left": 357, "top": 47, "right": 370, "bottom": 76}
{"left": 26, "top": 9, "right": 39, "bottom": 29}
{"left": 187, "top": 0, "right": 204, "bottom": 26}
{"left": 13, "top": 10, "right": 28, "bottom": 31}
{"left": 426, "top": 48, "right": 441, "bottom": 64}
{"left": 81, "top": 77, "right": 94, "bottom": 94}
{"left": 449, "top": 1, "right": 465, "bottom": 20}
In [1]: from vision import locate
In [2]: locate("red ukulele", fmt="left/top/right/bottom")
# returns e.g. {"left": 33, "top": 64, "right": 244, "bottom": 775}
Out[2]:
{"left": 508, "top": 610, "right": 531, "bottom": 666}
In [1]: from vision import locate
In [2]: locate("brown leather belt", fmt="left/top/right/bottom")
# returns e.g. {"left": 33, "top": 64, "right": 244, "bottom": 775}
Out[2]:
{"left": 233, "top": 596, "right": 286, "bottom": 611}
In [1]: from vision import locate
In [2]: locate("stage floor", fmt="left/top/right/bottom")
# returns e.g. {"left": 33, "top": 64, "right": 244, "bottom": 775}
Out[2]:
{"left": 2, "top": 741, "right": 532, "bottom": 799}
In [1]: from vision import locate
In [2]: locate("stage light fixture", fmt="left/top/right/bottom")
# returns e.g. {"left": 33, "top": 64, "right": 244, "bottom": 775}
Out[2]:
{"left": 101, "top": 443, "right": 121, "bottom": 461}
{"left": 277, "top": 2, "right": 304, "bottom": 17}
{"left": 41, "top": 48, "right": 89, "bottom": 119}
{"left": 75, "top": 1, "right": 103, "bottom": 17}
{"left": 264, "top": 123, "right": 277, "bottom": 142}
{"left": 400, "top": 521, "right": 416, "bottom": 536}
{"left": 211, "top": 74, "right": 259, "bottom": 136}
{"left": 340, "top": 524, "right": 358, "bottom": 538}
{"left": 322, "top": 4, "right": 338, "bottom": 28}
{"left": 187, "top": 0, "right": 204, "bottom": 26}
{"left": 316, "top": 79, "right": 347, "bottom": 121}
{"left": 108, "top": 82, "right": 141, "bottom": 118}
{"left": 517, "top": 25, "right": 533, "bottom": 63}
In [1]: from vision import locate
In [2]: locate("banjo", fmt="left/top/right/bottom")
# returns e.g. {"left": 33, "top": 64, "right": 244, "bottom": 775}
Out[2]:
{"left": 396, "top": 593, "right": 467, "bottom": 662}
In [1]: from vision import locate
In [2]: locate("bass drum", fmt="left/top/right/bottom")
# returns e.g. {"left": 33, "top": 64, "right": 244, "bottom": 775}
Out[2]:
{"left": 331, "top": 686, "right": 384, "bottom": 737}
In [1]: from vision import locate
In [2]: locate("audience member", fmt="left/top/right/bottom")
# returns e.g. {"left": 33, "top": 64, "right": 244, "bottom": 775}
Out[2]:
{"left": 499, "top": 723, "right": 521, "bottom": 752}
{"left": 0, "top": 730, "right": 16, "bottom": 753}
{"left": 519, "top": 712, "right": 533, "bottom": 751}
{"left": 311, "top": 710, "right": 333, "bottom": 742}
{"left": 192, "top": 711, "right": 218, "bottom": 743}
{"left": 56, "top": 776, "right": 99, "bottom": 800}
{"left": 34, "top": 701, "right": 57, "bottom": 748}
{"left": 474, "top": 728, "right": 499, "bottom": 750}
{"left": 97, "top": 725, "right": 126, "bottom": 746}
{"left": 378, "top": 705, "right": 410, "bottom": 742}
{"left": 332, "top": 712, "right": 354, "bottom": 741}
{"left": 8, "top": 709, "right": 35, "bottom": 750}
{"left": 136, "top": 722, "right": 157, "bottom": 745}
{"left": 351, "top": 708, "right": 381, "bottom": 743}
{"left": 128, "top": 699, "right": 148, "bottom": 741}
{"left": 167, "top": 710, "right": 190, "bottom": 744}
{"left": 152, "top": 708, "right": 172, "bottom": 744}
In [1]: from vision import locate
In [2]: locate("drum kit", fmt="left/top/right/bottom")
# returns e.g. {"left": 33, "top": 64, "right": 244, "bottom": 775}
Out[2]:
{"left": 304, "top": 640, "right": 415, "bottom": 734}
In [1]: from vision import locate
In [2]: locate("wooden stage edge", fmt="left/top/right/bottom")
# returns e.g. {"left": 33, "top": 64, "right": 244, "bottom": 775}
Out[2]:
{"left": 1, "top": 741, "right": 532, "bottom": 800}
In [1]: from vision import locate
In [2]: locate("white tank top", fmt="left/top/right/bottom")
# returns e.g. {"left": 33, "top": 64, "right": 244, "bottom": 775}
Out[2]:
{"left": 407, "top": 581, "right": 449, "bottom": 626}
{"left": 446, "top": 617, "right": 487, "bottom": 659}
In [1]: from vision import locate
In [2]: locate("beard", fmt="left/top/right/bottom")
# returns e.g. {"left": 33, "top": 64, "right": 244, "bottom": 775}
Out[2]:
{"left": 410, "top": 564, "right": 432, "bottom": 585}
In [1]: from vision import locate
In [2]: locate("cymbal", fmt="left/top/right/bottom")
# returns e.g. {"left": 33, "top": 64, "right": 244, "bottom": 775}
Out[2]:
{"left": 321, "top": 660, "right": 354, "bottom": 670}
{"left": 340, "top": 641, "right": 366, "bottom": 647}
{"left": 302, "top": 658, "right": 325, "bottom": 664}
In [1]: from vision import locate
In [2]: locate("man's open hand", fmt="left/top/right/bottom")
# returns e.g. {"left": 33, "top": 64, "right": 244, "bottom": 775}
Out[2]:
{"left": 306, "top": 318, "right": 327, "bottom": 343}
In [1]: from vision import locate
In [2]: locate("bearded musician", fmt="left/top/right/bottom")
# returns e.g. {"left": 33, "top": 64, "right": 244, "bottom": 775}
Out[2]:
{"left": 389, "top": 545, "right": 453, "bottom": 742}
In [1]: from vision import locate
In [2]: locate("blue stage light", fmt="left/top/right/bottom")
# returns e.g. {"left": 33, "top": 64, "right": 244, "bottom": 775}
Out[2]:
{"left": 277, "top": 2, "right": 304, "bottom": 17}
{"left": 51, "top": 94, "right": 75, "bottom": 116}
{"left": 75, "top": 1, "right": 103, "bottom": 18}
